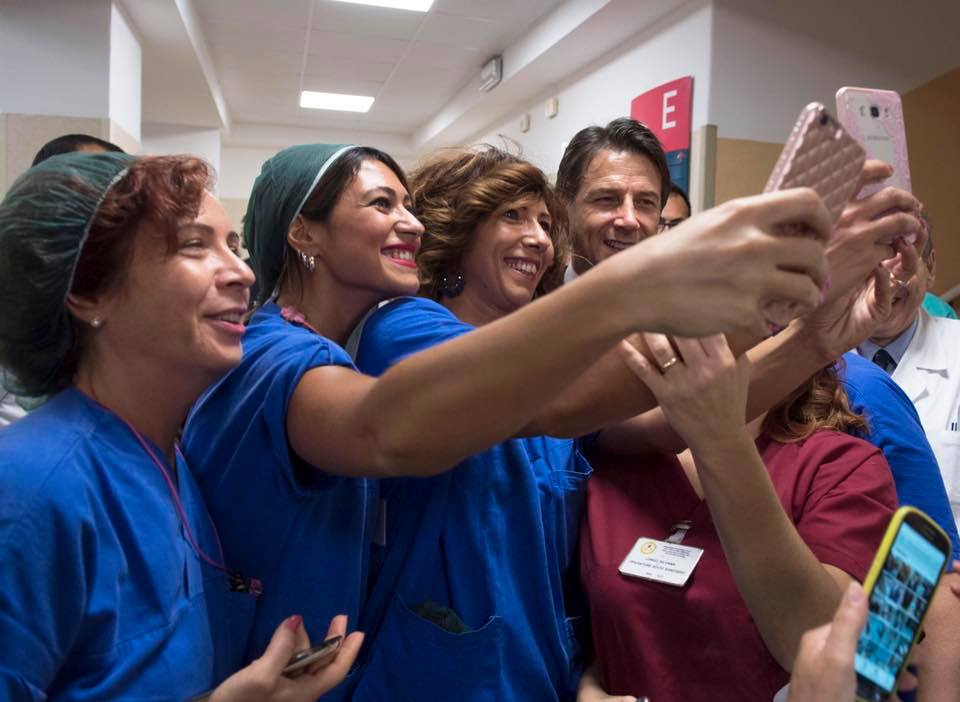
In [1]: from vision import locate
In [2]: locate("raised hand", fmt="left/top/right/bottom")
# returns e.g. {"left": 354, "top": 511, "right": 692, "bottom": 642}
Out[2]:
{"left": 826, "top": 160, "right": 920, "bottom": 301}
{"left": 792, "top": 264, "right": 894, "bottom": 361}
{"left": 617, "top": 333, "right": 750, "bottom": 454}
{"left": 609, "top": 187, "right": 830, "bottom": 339}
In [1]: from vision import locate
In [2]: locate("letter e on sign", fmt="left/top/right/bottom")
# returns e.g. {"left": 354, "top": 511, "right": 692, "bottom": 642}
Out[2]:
{"left": 662, "top": 89, "right": 678, "bottom": 130}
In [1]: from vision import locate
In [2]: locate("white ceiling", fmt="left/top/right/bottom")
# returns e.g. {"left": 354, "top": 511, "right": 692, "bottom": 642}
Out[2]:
{"left": 195, "top": 0, "right": 564, "bottom": 134}
{"left": 126, "top": 0, "right": 960, "bottom": 156}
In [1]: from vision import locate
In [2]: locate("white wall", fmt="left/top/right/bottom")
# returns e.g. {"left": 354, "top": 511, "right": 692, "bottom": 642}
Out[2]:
{"left": 217, "top": 122, "right": 420, "bottom": 202}
{"left": 0, "top": 0, "right": 111, "bottom": 118}
{"left": 219, "top": 146, "right": 278, "bottom": 200}
{"left": 475, "top": 1, "right": 713, "bottom": 175}
{"left": 109, "top": 3, "right": 142, "bottom": 143}
{"left": 708, "top": 0, "right": 960, "bottom": 142}
{"left": 141, "top": 122, "right": 221, "bottom": 189}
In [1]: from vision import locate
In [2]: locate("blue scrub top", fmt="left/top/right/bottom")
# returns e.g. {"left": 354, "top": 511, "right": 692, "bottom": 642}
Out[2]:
{"left": 0, "top": 388, "right": 239, "bottom": 701}
{"left": 842, "top": 352, "right": 960, "bottom": 560}
{"left": 351, "top": 297, "right": 589, "bottom": 702}
{"left": 183, "top": 302, "right": 379, "bottom": 678}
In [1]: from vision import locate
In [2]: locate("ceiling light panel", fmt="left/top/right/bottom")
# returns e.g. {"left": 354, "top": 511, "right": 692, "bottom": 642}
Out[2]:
{"left": 328, "top": 0, "right": 434, "bottom": 12}
{"left": 300, "top": 91, "right": 376, "bottom": 112}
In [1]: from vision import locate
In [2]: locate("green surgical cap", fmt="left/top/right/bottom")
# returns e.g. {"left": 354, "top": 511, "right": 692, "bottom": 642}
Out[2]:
{"left": 244, "top": 143, "right": 355, "bottom": 304}
{"left": 0, "top": 151, "right": 136, "bottom": 396}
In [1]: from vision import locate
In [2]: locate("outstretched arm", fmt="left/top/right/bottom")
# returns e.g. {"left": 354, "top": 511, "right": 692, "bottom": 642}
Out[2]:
{"left": 290, "top": 189, "right": 832, "bottom": 478}
{"left": 537, "top": 161, "right": 917, "bottom": 443}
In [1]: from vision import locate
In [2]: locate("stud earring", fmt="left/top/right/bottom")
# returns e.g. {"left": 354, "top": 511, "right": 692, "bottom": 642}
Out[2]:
{"left": 90, "top": 317, "right": 103, "bottom": 329}
{"left": 438, "top": 271, "right": 465, "bottom": 298}
{"left": 298, "top": 250, "right": 316, "bottom": 273}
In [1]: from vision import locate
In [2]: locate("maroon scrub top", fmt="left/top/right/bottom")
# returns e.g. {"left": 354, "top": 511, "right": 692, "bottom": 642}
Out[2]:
{"left": 581, "top": 430, "right": 897, "bottom": 702}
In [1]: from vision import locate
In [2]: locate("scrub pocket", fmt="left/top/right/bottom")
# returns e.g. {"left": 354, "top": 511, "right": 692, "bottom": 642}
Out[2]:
{"left": 351, "top": 594, "right": 504, "bottom": 702}
{"left": 547, "top": 453, "right": 593, "bottom": 575}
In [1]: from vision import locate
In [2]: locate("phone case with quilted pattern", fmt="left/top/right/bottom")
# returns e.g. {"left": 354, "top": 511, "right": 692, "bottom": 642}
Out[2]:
{"left": 761, "top": 103, "right": 865, "bottom": 328}
{"left": 764, "top": 102, "right": 866, "bottom": 223}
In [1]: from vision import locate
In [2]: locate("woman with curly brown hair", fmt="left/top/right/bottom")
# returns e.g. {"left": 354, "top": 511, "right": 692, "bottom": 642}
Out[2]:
{"left": 0, "top": 153, "right": 362, "bottom": 701}
{"left": 578, "top": 339, "right": 897, "bottom": 702}
{"left": 345, "top": 146, "right": 597, "bottom": 701}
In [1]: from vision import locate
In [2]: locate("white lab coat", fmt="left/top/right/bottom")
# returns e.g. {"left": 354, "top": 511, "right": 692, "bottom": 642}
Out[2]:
{"left": 890, "top": 310, "right": 960, "bottom": 527}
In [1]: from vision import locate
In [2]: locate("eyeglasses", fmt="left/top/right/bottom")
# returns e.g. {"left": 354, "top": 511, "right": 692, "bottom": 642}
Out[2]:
{"left": 657, "top": 217, "right": 686, "bottom": 233}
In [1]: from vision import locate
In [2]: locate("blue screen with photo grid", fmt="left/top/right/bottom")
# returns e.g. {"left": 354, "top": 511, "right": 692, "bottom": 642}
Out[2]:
{"left": 855, "top": 522, "right": 947, "bottom": 691}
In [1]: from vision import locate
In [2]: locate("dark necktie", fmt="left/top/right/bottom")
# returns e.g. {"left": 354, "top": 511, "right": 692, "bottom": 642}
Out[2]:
{"left": 872, "top": 348, "right": 897, "bottom": 374}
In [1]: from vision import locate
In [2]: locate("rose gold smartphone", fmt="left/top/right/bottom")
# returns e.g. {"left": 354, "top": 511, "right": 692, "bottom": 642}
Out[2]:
{"left": 764, "top": 102, "right": 866, "bottom": 223}
{"left": 761, "top": 103, "right": 866, "bottom": 328}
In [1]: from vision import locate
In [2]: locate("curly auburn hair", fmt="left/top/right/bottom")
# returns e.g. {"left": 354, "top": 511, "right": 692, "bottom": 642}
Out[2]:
{"left": 762, "top": 359, "right": 867, "bottom": 443}
{"left": 410, "top": 145, "right": 570, "bottom": 300}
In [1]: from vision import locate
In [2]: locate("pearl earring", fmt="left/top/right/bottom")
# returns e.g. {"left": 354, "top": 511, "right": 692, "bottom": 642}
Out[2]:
{"left": 91, "top": 317, "right": 103, "bottom": 329}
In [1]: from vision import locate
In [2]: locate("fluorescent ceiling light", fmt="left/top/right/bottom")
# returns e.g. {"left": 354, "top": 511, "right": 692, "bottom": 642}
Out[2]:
{"left": 300, "top": 91, "right": 375, "bottom": 112}
{"left": 328, "top": 0, "right": 434, "bottom": 11}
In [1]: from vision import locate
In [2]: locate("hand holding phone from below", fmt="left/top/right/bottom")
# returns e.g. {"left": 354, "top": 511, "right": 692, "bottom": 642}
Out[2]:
{"left": 855, "top": 506, "right": 950, "bottom": 702}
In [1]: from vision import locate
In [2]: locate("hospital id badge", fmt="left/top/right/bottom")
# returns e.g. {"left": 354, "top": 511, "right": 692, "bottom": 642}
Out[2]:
{"left": 618, "top": 537, "right": 703, "bottom": 587}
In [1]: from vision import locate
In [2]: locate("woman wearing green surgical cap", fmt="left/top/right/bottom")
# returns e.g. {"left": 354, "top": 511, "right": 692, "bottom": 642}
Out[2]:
{"left": 0, "top": 153, "right": 362, "bottom": 701}
{"left": 181, "top": 141, "right": 833, "bottom": 696}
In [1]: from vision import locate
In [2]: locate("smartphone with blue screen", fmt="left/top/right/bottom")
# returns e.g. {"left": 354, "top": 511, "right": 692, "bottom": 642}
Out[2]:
{"left": 855, "top": 507, "right": 951, "bottom": 701}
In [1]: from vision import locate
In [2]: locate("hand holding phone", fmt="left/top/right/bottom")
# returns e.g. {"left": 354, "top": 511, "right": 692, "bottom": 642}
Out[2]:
{"left": 855, "top": 507, "right": 950, "bottom": 701}
{"left": 282, "top": 635, "right": 343, "bottom": 678}
{"left": 189, "top": 617, "right": 361, "bottom": 702}
{"left": 762, "top": 102, "right": 866, "bottom": 327}
{"left": 765, "top": 102, "right": 867, "bottom": 223}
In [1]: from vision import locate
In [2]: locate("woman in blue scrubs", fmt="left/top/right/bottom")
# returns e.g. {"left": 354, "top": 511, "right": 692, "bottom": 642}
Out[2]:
{"left": 0, "top": 153, "right": 361, "bottom": 701}
{"left": 181, "top": 142, "right": 832, "bottom": 698}
{"left": 348, "top": 147, "right": 600, "bottom": 700}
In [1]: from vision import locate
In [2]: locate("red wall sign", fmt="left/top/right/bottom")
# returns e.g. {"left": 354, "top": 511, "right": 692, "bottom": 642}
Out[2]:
{"left": 630, "top": 76, "right": 694, "bottom": 193}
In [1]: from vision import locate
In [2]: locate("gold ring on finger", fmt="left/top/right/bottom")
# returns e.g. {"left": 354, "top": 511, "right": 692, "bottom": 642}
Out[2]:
{"left": 660, "top": 357, "right": 679, "bottom": 372}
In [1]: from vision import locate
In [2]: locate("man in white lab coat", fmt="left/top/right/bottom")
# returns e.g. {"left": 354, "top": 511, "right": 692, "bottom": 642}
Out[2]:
{"left": 856, "top": 215, "right": 960, "bottom": 526}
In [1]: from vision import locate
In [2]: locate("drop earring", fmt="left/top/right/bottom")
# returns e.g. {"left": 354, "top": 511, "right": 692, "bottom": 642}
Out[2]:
{"left": 298, "top": 250, "right": 316, "bottom": 273}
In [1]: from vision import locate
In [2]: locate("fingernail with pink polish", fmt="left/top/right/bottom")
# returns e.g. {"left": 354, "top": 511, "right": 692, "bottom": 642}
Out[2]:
{"left": 286, "top": 615, "right": 302, "bottom": 632}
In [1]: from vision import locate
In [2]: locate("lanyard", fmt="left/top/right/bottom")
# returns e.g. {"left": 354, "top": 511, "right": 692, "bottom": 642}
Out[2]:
{"left": 115, "top": 411, "right": 229, "bottom": 573}
{"left": 90, "top": 395, "right": 261, "bottom": 596}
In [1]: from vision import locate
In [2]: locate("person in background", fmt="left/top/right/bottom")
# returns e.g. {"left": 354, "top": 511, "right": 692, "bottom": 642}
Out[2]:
{"left": 855, "top": 211, "right": 960, "bottom": 527}
{"left": 31, "top": 133, "right": 124, "bottom": 166}
{"left": 923, "top": 291, "right": 958, "bottom": 319}
{"left": 0, "top": 153, "right": 360, "bottom": 700}
{"left": 659, "top": 182, "right": 691, "bottom": 229}
{"left": 919, "top": 211, "right": 957, "bottom": 319}
{"left": 0, "top": 134, "right": 128, "bottom": 428}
